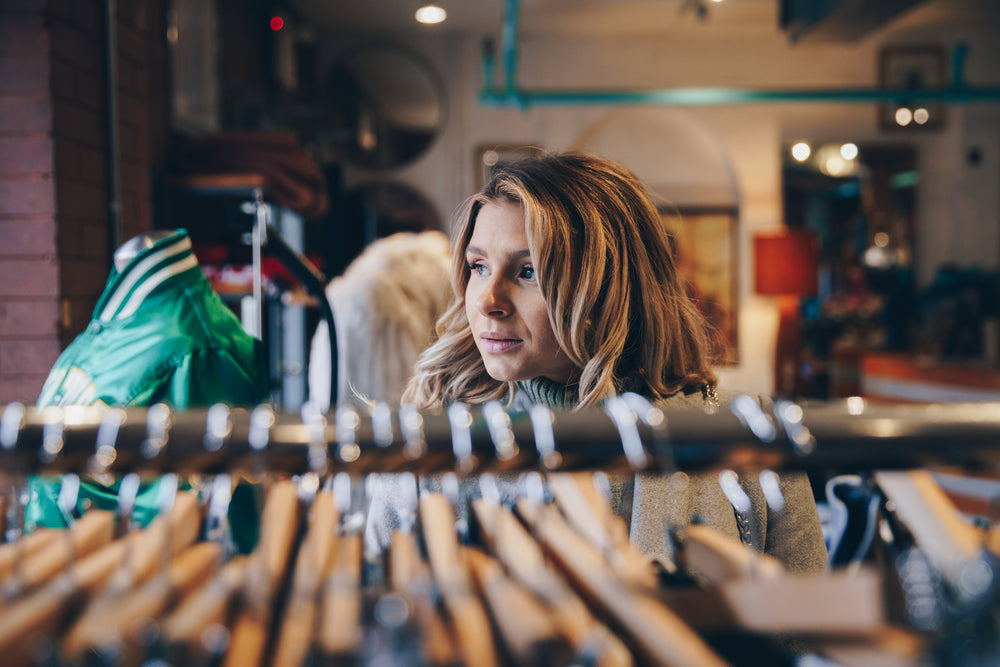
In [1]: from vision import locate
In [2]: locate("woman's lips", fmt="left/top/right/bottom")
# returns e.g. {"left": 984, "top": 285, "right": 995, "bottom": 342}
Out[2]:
{"left": 480, "top": 333, "right": 522, "bottom": 354}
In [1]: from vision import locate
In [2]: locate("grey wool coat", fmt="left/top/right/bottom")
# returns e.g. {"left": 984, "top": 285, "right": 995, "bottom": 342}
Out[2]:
{"left": 515, "top": 377, "right": 830, "bottom": 575}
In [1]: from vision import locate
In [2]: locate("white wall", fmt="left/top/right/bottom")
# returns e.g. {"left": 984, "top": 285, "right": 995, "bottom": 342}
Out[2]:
{"left": 324, "top": 11, "right": 1000, "bottom": 396}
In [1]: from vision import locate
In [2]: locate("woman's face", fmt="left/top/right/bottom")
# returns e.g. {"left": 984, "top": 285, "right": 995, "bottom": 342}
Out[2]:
{"left": 464, "top": 200, "right": 577, "bottom": 384}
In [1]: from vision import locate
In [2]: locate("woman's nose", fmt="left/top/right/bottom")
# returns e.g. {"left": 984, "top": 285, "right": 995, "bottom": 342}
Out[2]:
{"left": 476, "top": 276, "right": 512, "bottom": 317}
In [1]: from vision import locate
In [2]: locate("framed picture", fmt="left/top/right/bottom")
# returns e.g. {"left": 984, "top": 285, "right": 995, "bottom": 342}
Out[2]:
{"left": 660, "top": 206, "right": 739, "bottom": 365}
{"left": 878, "top": 44, "right": 946, "bottom": 130}
{"left": 475, "top": 144, "right": 543, "bottom": 188}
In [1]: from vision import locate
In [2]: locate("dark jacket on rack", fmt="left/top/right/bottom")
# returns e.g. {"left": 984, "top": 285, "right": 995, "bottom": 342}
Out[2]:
{"left": 514, "top": 376, "right": 830, "bottom": 574}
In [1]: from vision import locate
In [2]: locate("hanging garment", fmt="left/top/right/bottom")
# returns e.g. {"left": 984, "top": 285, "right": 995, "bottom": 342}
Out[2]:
{"left": 37, "top": 229, "right": 267, "bottom": 408}
{"left": 308, "top": 230, "right": 451, "bottom": 410}
{"left": 29, "top": 230, "right": 268, "bottom": 539}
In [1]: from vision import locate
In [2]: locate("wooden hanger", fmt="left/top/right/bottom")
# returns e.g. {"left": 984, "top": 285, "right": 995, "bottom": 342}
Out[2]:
{"left": 317, "top": 523, "right": 364, "bottom": 659}
{"left": 271, "top": 488, "right": 338, "bottom": 667}
{"left": 419, "top": 491, "right": 499, "bottom": 667}
{"left": 464, "top": 545, "right": 573, "bottom": 666}
{"left": 0, "top": 508, "right": 114, "bottom": 596}
{"left": 316, "top": 471, "right": 371, "bottom": 661}
{"left": 546, "top": 472, "right": 657, "bottom": 589}
{"left": 158, "top": 554, "right": 251, "bottom": 664}
{"left": 471, "top": 496, "right": 633, "bottom": 667}
{"left": 388, "top": 528, "right": 456, "bottom": 667}
{"left": 663, "top": 524, "right": 886, "bottom": 637}
{"left": 873, "top": 470, "right": 987, "bottom": 584}
{"left": 60, "top": 539, "right": 223, "bottom": 665}
{"left": 0, "top": 530, "right": 138, "bottom": 666}
{"left": 0, "top": 487, "right": 201, "bottom": 666}
{"left": 223, "top": 478, "right": 301, "bottom": 667}
{"left": 57, "top": 480, "right": 216, "bottom": 665}
{"left": 665, "top": 517, "right": 917, "bottom": 665}
{"left": 678, "top": 523, "right": 785, "bottom": 584}
{"left": 516, "top": 496, "right": 730, "bottom": 667}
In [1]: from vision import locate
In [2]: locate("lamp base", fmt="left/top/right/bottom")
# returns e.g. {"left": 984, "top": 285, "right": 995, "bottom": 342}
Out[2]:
{"left": 774, "top": 296, "right": 802, "bottom": 398}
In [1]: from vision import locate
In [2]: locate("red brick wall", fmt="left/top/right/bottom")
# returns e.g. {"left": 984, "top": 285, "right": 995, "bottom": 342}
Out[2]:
{"left": 0, "top": 0, "right": 168, "bottom": 404}
{"left": 0, "top": 1, "right": 60, "bottom": 404}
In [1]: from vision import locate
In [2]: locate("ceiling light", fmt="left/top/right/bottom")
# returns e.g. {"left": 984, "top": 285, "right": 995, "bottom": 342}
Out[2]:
{"left": 913, "top": 108, "right": 930, "bottom": 125}
{"left": 840, "top": 143, "right": 858, "bottom": 160}
{"left": 416, "top": 4, "right": 447, "bottom": 24}
{"left": 791, "top": 142, "right": 811, "bottom": 162}
{"left": 895, "top": 107, "right": 913, "bottom": 126}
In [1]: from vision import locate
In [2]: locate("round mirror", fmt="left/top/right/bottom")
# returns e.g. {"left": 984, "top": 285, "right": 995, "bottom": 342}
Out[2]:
{"left": 324, "top": 44, "right": 446, "bottom": 170}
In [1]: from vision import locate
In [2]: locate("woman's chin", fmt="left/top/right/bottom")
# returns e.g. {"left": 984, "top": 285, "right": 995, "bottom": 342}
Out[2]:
{"left": 483, "top": 363, "right": 523, "bottom": 383}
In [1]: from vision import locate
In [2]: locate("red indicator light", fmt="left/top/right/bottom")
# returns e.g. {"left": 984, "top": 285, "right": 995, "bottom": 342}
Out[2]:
{"left": 270, "top": 16, "right": 284, "bottom": 31}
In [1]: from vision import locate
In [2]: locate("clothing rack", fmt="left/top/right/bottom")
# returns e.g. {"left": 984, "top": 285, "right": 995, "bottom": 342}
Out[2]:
{"left": 3, "top": 398, "right": 1000, "bottom": 666}
{"left": 3, "top": 396, "right": 999, "bottom": 476}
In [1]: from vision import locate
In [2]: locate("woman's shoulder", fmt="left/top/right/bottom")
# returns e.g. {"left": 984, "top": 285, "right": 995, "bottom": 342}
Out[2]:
{"left": 653, "top": 387, "right": 776, "bottom": 415}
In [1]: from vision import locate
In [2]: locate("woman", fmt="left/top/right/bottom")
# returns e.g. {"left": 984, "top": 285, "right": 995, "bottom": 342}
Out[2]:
{"left": 403, "top": 152, "right": 827, "bottom": 573}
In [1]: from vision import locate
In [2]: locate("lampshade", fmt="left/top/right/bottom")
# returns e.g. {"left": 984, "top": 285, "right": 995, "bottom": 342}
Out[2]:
{"left": 753, "top": 229, "right": 819, "bottom": 296}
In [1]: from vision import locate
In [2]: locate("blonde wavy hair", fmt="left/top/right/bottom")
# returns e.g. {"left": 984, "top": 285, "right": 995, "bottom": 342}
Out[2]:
{"left": 402, "top": 151, "right": 717, "bottom": 411}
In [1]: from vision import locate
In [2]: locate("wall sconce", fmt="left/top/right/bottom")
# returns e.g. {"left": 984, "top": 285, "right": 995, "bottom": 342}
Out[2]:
{"left": 754, "top": 229, "right": 819, "bottom": 397}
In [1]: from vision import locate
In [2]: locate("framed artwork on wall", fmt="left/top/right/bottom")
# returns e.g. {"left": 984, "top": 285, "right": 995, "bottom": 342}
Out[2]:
{"left": 878, "top": 44, "right": 946, "bottom": 130}
{"left": 660, "top": 206, "right": 739, "bottom": 366}
{"left": 475, "top": 144, "right": 543, "bottom": 188}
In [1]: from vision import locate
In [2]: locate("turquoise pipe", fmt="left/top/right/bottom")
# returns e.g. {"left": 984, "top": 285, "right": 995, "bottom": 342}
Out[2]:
{"left": 480, "top": 0, "right": 1000, "bottom": 110}
{"left": 478, "top": 84, "right": 1000, "bottom": 108}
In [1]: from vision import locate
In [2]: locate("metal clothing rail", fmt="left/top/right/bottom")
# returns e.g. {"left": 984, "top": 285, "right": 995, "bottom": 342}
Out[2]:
{"left": 2, "top": 397, "right": 1000, "bottom": 477}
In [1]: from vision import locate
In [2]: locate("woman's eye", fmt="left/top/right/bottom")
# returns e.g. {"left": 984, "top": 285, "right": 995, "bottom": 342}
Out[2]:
{"left": 519, "top": 265, "right": 536, "bottom": 281}
{"left": 468, "top": 261, "right": 487, "bottom": 276}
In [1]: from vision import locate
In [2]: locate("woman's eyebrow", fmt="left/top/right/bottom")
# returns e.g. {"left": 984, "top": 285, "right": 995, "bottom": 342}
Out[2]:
{"left": 466, "top": 245, "right": 531, "bottom": 261}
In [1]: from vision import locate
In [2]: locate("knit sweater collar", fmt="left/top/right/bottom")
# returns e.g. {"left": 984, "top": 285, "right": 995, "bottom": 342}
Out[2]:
{"left": 514, "top": 373, "right": 650, "bottom": 411}
{"left": 515, "top": 376, "right": 580, "bottom": 411}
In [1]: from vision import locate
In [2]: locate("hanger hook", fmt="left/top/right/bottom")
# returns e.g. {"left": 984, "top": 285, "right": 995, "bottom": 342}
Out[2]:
{"left": 447, "top": 402, "right": 475, "bottom": 475}
{"left": 56, "top": 472, "right": 81, "bottom": 526}
{"left": 772, "top": 399, "right": 816, "bottom": 456}
{"left": 730, "top": 394, "right": 778, "bottom": 444}
{"left": 370, "top": 401, "right": 394, "bottom": 448}
{"left": 115, "top": 472, "right": 141, "bottom": 538}
{"left": 140, "top": 403, "right": 172, "bottom": 462}
{"left": 335, "top": 404, "right": 361, "bottom": 465}
{"left": 203, "top": 403, "right": 232, "bottom": 454}
{"left": 39, "top": 406, "right": 65, "bottom": 466}
{"left": 90, "top": 408, "right": 125, "bottom": 479}
{"left": 604, "top": 395, "right": 649, "bottom": 471}
{"left": 204, "top": 473, "right": 236, "bottom": 560}
{"left": 301, "top": 401, "right": 329, "bottom": 483}
{"left": 478, "top": 472, "right": 501, "bottom": 506}
{"left": 398, "top": 403, "right": 427, "bottom": 461}
{"left": 621, "top": 392, "right": 674, "bottom": 472}
{"left": 759, "top": 469, "right": 786, "bottom": 513}
{"left": 248, "top": 404, "right": 275, "bottom": 482}
{"left": 528, "top": 404, "right": 560, "bottom": 470}
{"left": 482, "top": 400, "right": 517, "bottom": 463}
{"left": 0, "top": 403, "right": 27, "bottom": 550}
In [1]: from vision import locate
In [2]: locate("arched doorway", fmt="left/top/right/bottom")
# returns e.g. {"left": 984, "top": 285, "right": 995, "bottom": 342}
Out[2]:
{"left": 574, "top": 108, "right": 741, "bottom": 364}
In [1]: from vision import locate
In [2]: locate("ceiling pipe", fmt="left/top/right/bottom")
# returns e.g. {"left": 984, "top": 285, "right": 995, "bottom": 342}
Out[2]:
{"left": 478, "top": 0, "right": 1000, "bottom": 110}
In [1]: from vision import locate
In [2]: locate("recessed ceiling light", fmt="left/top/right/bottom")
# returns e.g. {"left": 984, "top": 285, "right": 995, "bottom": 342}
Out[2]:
{"left": 416, "top": 4, "right": 447, "bottom": 24}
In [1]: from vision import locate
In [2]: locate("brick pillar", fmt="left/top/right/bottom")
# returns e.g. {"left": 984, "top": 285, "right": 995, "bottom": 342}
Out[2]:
{"left": 0, "top": 1, "right": 61, "bottom": 404}
{"left": 0, "top": 0, "right": 168, "bottom": 404}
